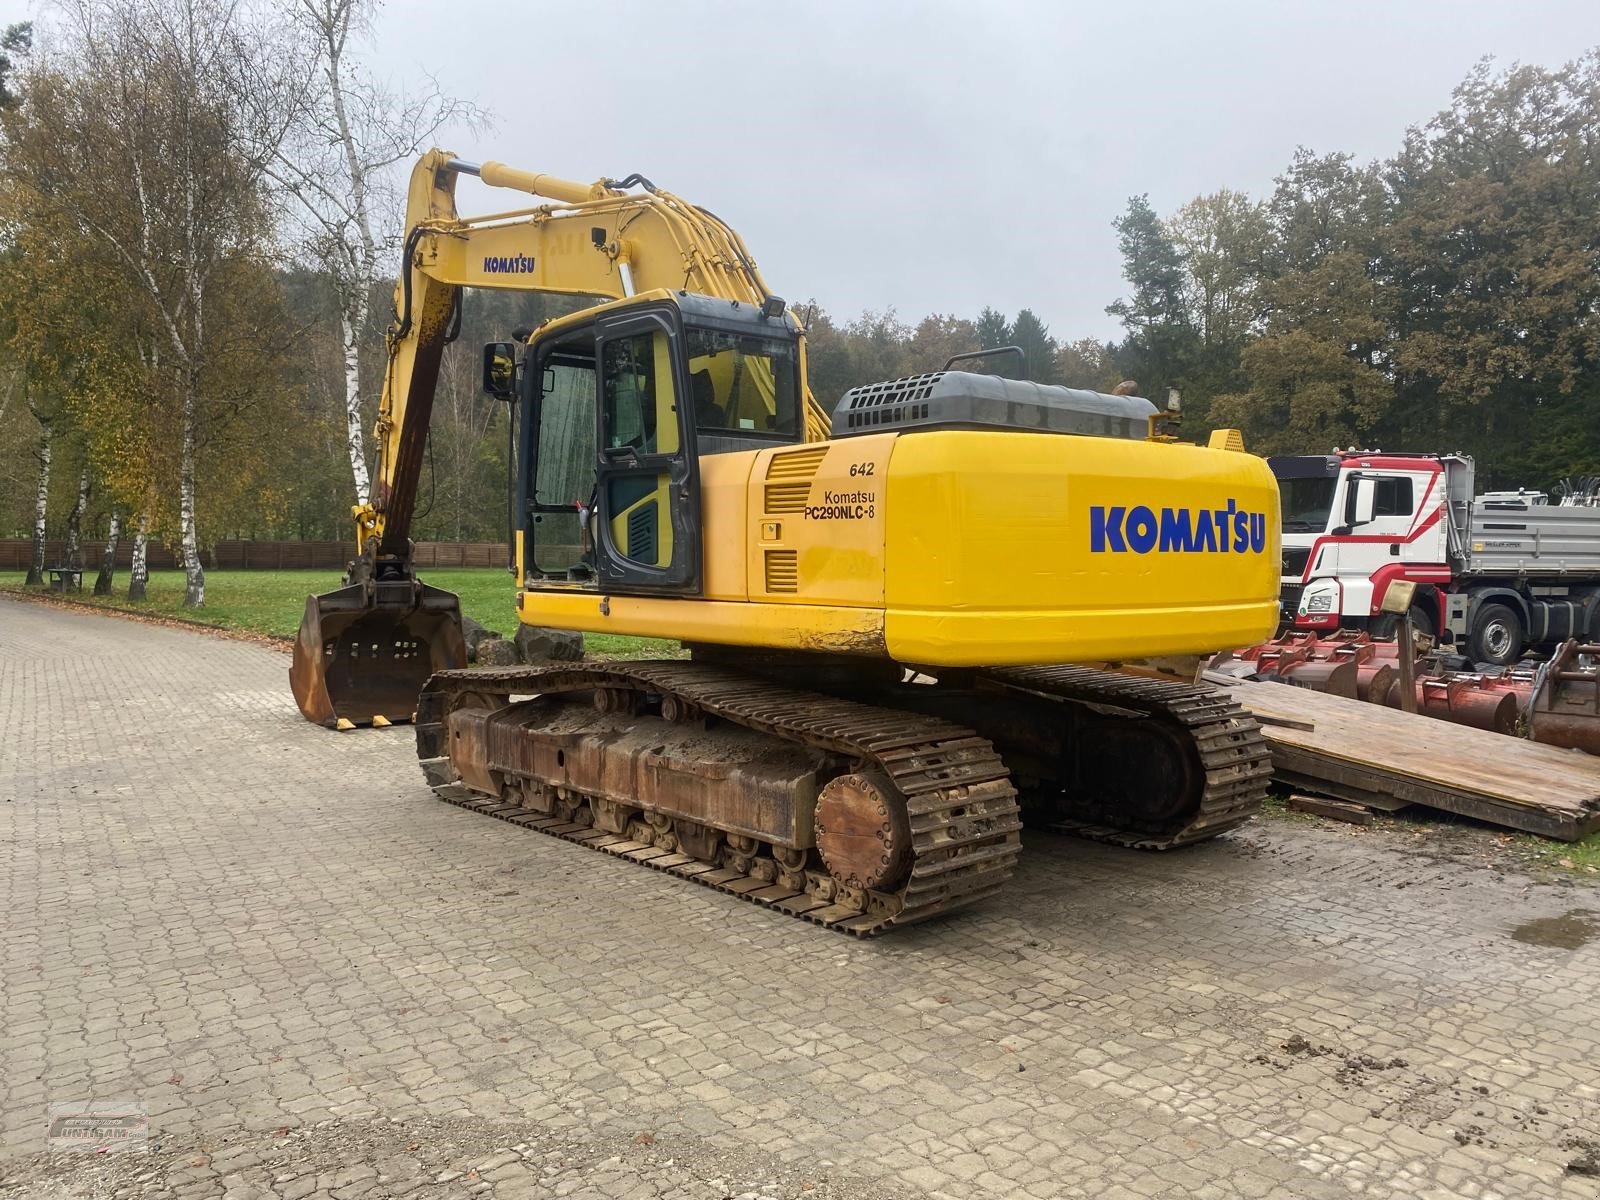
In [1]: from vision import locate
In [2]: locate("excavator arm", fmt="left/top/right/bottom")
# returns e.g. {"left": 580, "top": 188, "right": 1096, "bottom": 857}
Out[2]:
{"left": 362, "top": 150, "right": 824, "bottom": 559}
{"left": 292, "top": 148, "right": 821, "bottom": 727}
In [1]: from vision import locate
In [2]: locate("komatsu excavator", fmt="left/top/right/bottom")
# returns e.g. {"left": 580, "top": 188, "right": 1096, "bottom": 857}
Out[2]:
{"left": 290, "top": 148, "right": 1282, "bottom": 935}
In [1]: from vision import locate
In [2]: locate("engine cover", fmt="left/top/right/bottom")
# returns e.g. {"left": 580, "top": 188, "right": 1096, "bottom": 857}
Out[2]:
{"left": 831, "top": 370, "right": 1156, "bottom": 441}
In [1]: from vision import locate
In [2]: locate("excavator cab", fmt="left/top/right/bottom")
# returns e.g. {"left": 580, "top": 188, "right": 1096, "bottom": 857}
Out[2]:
{"left": 516, "top": 291, "right": 804, "bottom": 594}
{"left": 290, "top": 290, "right": 799, "bottom": 730}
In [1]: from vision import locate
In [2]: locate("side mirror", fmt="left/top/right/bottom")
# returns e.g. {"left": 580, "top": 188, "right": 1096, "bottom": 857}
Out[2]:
{"left": 482, "top": 342, "right": 517, "bottom": 401}
{"left": 1341, "top": 476, "right": 1376, "bottom": 530}
{"left": 1353, "top": 481, "right": 1376, "bottom": 526}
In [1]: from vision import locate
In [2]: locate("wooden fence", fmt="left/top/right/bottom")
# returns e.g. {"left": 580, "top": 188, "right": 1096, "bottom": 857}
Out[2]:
{"left": 0, "top": 539, "right": 510, "bottom": 572}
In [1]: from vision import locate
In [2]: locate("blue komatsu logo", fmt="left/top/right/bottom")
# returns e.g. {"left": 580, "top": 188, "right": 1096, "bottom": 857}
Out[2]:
{"left": 482, "top": 254, "right": 536, "bottom": 274}
{"left": 1090, "top": 502, "right": 1268, "bottom": 554}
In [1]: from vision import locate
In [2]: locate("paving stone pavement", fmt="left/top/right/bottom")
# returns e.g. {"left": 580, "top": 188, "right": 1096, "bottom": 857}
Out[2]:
{"left": 3, "top": 595, "right": 1600, "bottom": 1199}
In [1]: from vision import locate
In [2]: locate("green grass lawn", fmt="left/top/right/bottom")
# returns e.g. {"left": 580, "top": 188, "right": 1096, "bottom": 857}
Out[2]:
{"left": 0, "top": 568, "right": 675, "bottom": 659}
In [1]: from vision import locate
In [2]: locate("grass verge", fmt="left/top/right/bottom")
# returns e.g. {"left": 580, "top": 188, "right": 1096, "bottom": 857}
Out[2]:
{"left": 0, "top": 568, "right": 676, "bottom": 659}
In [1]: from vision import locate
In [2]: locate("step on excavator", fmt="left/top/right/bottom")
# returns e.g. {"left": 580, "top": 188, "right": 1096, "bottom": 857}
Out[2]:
{"left": 290, "top": 149, "right": 1282, "bottom": 935}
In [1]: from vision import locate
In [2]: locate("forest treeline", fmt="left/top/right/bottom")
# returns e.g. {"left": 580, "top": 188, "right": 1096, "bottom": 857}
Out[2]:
{"left": 1, "top": 6, "right": 1596, "bottom": 604}
{"left": 804, "top": 50, "right": 1600, "bottom": 492}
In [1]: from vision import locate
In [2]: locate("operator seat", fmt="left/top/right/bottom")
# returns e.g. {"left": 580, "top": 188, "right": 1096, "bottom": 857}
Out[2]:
{"left": 691, "top": 369, "right": 724, "bottom": 429}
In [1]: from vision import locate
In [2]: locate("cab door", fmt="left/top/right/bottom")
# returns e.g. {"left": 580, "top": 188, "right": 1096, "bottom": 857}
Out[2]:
{"left": 594, "top": 309, "right": 702, "bottom": 593}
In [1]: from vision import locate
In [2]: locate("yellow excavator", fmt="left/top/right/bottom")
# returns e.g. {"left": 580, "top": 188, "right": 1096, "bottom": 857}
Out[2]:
{"left": 291, "top": 148, "right": 1281, "bottom": 935}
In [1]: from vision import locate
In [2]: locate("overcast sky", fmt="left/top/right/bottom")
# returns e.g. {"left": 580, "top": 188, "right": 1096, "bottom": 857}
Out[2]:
{"left": 12, "top": 0, "right": 1598, "bottom": 340}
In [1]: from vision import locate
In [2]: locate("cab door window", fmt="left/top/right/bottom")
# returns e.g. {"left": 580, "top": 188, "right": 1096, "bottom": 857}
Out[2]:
{"left": 1373, "top": 477, "right": 1413, "bottom": 517}
{"left": 602, "top": 332, "right": 679, "bottom": 457}
{"left": 1342, "top": 472, "right": 1420, "bottom": 544}
{"left": 599, "top": 329, "right": 681, "bottom": 570}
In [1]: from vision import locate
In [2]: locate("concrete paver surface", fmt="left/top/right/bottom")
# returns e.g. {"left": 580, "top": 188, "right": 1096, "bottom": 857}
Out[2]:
{"left": 2, "top": 596, "right": 1599, "bottom": 1198}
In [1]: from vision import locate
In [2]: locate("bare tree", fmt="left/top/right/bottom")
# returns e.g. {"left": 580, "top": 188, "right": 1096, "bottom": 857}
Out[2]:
{"left": 271, "top": 0, "right": 481, "bottom": 508}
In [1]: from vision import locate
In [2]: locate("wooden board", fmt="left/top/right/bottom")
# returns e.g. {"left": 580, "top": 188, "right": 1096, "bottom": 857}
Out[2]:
{"left": 1277, "top": 772, "right": 1413, "bottom": 813}
{"left": 1218, "top": 678, "right": 1600, "bottom": 841}
{"left": 1288, "top": 794, "right": 1373, "bottom": 825}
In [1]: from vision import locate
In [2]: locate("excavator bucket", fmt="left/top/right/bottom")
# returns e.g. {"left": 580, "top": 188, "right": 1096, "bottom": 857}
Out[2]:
{"left": 290, "top": 580, "right": 467, "bottom": 729}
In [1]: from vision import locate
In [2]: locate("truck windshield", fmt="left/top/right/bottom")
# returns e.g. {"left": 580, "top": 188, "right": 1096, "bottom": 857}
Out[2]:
{"left": 1279, "top": 477, "right": 1338, "bottom": 532}
{"left": 685, "top": 327, "right": 801, "bottom": 437}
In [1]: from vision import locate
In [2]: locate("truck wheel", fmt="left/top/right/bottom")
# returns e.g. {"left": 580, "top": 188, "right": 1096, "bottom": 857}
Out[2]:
{"left": 1468, "top": 603, "right": 1523, "bottom": 666}
{"left": 1370, "top": 605, "right": 1435, "bottom": 642}
{"left": 1408, "top": 603, "right": 1436, "bottom": 641}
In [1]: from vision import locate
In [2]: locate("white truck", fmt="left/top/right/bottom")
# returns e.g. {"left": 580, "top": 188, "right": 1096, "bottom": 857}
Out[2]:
{"left": 1271, "top": 451, "right": 1600, "bottom": 665}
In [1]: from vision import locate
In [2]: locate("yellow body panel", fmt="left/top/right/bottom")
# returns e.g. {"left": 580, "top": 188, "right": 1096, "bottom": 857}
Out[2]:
{"left": 521, "top": 430, "right": 1280, "bottom": 665}
{"left": 700, "top": 452, "right": 755, "bottom": 601}
{"left": 883, "top": 432, "right": 1280, "bottom": 663}
{"left": 746, "top": 435, "right": 894, "bottom": 609}
{"left": 520, "top": 588, "right": 884, "bottom": 651}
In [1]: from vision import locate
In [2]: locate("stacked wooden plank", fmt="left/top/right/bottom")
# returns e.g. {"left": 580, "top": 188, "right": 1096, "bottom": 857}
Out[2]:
{"left": 1213, "top": 676, "right": 1600, "bottom": 841}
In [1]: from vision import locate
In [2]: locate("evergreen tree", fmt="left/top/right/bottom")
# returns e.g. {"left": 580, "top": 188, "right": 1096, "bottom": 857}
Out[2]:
{"left": 0, "top": 23, "right": 30, "bottom": 109}
{"left": 975, "top": 307, "right": 1012, "bottom": 350}
{"left": 1009, "top": 310, "right": 1059, "bottom": 383}
{"left": 1106, "top": 195, "right": 1198, "bottom": 410}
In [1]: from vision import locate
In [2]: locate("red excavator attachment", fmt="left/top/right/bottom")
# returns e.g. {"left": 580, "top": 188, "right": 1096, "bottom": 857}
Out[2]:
{"left": 290, "top": 577, "right": 466, "bottom": 729}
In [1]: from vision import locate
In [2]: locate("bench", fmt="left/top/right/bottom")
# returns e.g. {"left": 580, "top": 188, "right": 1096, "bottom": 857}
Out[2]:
{"left": 47, "top": 567, "right": 84, "bottom": 592}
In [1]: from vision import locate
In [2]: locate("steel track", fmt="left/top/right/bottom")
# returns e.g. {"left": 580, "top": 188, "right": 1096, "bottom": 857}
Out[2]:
{"left": 415, "top": 661, "right": 1024, "bottom": 937}
{"left": 982, "top": 665, "right": 1273, "bottom": 848}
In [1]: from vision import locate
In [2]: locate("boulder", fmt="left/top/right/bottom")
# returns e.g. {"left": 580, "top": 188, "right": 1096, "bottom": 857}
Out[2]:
{"left": 460, "top": 615, "right": 500, "bottom": 663}
{"left": 515, "top": 624, "right": 584, "bottom": 664}
{"left": 477, "top": 637, "right": 520, "bottom": 667}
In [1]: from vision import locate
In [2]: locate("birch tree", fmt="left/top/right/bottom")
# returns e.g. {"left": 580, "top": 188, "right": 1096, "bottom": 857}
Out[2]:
{"left": 4, "top": 0, "right": 302, "bottom": 607}
{"left": 24, "top": 405, "right": 49, "bottom": 585}
{"left": 271, "top": 0, "right": 480, "bottom": 508}
{"left": 128, "top": 511, "right": 150, "bottom": 601}
{"left": 93, "top": 506, "right": 121, "bottom": 594}
{"left": 62, "top": 468, "right": 89, "bottom": 571}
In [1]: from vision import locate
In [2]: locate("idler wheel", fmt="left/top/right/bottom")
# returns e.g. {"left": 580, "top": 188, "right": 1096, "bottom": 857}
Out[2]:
{"left": 815, "top": 770, "right": 911, "bottom": 892}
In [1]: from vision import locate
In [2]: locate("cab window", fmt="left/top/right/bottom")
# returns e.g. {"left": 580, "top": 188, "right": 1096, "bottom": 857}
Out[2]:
{"left": 527, "top": 350, "right": 598, "bottom": 578}
{"left": 601, "top": 331, "right": 678, "bottom": 455}
{"left": 1374, "top": 477, "right": 1414, "bottom": 517}
{"left": 685, "top": 327, "right": 801, "bottom": 437}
